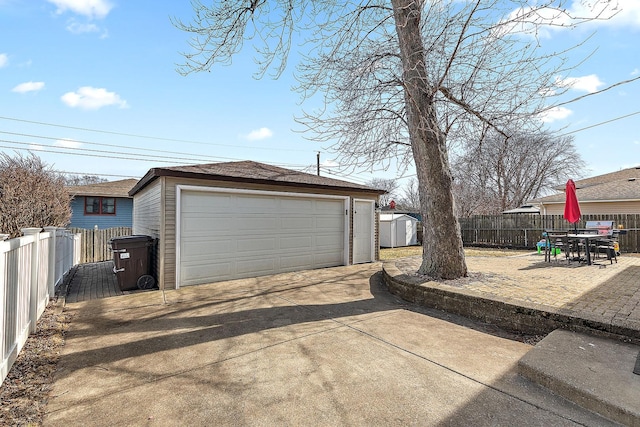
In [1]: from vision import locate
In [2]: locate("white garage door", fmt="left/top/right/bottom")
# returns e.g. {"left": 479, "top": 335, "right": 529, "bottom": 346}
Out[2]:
{"left": 178, "top": 187, "right": 347, "bottom": 286}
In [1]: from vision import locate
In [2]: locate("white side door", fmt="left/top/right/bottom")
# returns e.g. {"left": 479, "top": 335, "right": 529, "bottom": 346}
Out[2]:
{"left": 353, "top": 199, "right": 375, "bottom": 264}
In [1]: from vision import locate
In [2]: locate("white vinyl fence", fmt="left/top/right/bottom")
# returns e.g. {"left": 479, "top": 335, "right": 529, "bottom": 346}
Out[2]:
{"left": 0, "top": 227, "right": 80, "bottom": 386}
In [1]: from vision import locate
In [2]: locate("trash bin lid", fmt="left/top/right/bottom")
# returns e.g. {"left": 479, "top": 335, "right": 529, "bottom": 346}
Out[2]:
{"left": 109, "top": 235, "right": 154, "bottom": 246}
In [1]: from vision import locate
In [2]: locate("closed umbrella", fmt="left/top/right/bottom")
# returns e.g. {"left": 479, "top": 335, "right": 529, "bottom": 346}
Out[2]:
{"left": 564, "top": 179, "right": 581, "bottom": 229}
{"left": 563, "top": 179, "right": 582, "bottom": 261}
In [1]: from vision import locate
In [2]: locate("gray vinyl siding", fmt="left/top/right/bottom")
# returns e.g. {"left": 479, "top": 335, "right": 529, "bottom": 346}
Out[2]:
{"left": 132, "top": 180, "right": 162, "bottom": 287}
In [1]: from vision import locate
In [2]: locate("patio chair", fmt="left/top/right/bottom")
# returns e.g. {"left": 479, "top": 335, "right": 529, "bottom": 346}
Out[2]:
{"left": 595, "top": 237, "right": 618, "bottom": 264}
{"left": 545, "top": 231, "right": 569, "bottom": 263}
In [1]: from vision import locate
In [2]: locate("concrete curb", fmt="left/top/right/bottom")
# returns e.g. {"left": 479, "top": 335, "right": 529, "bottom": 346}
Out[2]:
{"left": 382, "top": 262, "right": 640, "bottom": 344}
{"left": 518, "top": 330, "right": 640, "bottom": 427}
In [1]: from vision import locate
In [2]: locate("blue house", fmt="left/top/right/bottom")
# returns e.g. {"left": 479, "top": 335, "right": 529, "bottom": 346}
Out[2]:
{"left": 66, "top": 179, "right": 138, "bottom": 229}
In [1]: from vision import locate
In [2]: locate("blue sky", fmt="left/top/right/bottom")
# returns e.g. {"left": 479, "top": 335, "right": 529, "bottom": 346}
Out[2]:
{"left": 1, "top": 0, "right": 639, "bottom": 191}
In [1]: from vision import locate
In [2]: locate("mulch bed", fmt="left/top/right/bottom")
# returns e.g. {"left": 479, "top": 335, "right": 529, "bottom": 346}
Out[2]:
{"left": 0, "top": 304, "right": 72, "bottom": 426}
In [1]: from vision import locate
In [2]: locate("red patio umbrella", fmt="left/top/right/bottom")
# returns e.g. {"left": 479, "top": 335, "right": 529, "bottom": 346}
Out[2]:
{"left": 564, "top": 179, "right": 581, "bottom": 229}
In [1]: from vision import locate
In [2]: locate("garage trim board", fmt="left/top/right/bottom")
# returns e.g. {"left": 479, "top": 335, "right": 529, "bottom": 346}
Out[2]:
{"left": 176, "top": 185, "right": 350, "bottom": 288}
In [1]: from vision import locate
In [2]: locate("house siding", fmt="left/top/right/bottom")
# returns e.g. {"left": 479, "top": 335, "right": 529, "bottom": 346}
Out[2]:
{"left": 132, "top": 181, "right": 163, "bottom": 287}
{"left": 542, "top": 201, "right": 640, "bottom": 216}
{"left": 69, "top": 196, "right": 133, "bottom": 229}
{"left": 144, "top": 176, "right": 378, "bottom": 290}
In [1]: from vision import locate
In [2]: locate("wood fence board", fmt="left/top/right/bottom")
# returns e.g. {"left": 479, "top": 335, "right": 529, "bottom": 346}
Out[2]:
{"left": 69, "top": 227, "right": 132, "bottom": 263}
{"left": 459, "top": 214, "right": 639, "bottom": 252}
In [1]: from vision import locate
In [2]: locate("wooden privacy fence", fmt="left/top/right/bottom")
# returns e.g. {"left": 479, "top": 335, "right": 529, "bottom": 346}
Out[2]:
{"left": 459, "top": 214, "right": 640, "bottom": 253}
{"left": 69, "top": 227, "right": 132, "bottom": 263}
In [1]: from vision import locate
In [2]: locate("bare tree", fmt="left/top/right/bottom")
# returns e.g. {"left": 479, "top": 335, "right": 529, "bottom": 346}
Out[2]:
{"left": 366, "top": 178, "right": 399, "bottom": 206}
{"left": 64, "top": 174, "right": 107, "bottom": 186}
{"left": 397, "top": 178, "right": 420, "bottom": 211}
{"left": 0, "top": 153, "right": 71, "bottom": 238}
{"left": 452, "top": 132, "right": 584, "bottom": 215}
{"left": 175, "top": 0, "right": 614, "bottom": 279}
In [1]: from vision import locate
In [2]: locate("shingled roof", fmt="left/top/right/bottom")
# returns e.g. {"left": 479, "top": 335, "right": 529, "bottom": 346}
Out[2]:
{"left": 129, "top": 161, "right": 384, "bottom": 196}
{"left": 531, "top": 166, "right": 640, "bottom": 204}
{"left": 66, "top": 178, "right": 138, "bottom": 198}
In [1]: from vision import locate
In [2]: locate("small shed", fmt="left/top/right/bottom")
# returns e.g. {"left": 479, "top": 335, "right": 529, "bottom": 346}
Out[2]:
{"left": 129, "top": 161, "right": 384, "bottom": 289}
{"left": 379, "top": 213, "right": 419, "bottom": 248}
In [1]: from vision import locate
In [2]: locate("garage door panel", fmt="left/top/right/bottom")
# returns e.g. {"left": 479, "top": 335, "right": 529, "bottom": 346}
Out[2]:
{"left": 183, "top": 261, "right": 232, "bottom": 283}
{"left": 279, "top": 236, "right": 314, "bottom": 250}
{"left": 316, "top": 233, "right": 344, "bottom": 248}
{"left": 182, "top": 239, "right": 235, "bottom": 257}
{"left": 280, "top": 197, "right": 314, "bottom": 211}
{"left": 280, "top": 254, "right": 314, "bottom": 269}
{"left": 316, "top": 216, "right": 345, "bottom": 230}
{"left": 314, "top": 251, "right": 345, "bottom": 266}
{"left": 279, "top": 216, "right": 308, "bottom": 229}
{"left": 182, "top": 217, "right": 239, "bottom": 234}
{"left": 179, "top": 190, "right": 347, "bottom": 286}
{"left": 316, "top": 199, "right": 343, "bottom": 211}
{"left": 236, "top": 237, "right": 276, "bottom": 252}
{"left": 183, "top": 193, "right": 232, "bottom": 212}
{"left": 243, "top": 217, "right": 278, "bottom": 230}
{"left": 235, "top": 258, "right": 276, "bottom": 275}
{"left": 235, "top": 195, "right": 278, "bottom": 211}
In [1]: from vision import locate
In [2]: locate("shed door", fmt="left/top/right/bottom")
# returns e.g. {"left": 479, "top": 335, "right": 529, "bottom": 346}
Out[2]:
{"left": 178, "top": 188, "right": 347, "bottom": 286}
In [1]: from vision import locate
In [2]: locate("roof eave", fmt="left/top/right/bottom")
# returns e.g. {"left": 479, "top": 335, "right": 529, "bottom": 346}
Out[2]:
{"left": 129, "top": 167, "right": 384, "bottom": 196}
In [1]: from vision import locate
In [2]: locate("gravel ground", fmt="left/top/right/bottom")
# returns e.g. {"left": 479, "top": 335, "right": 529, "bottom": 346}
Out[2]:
{"left": 0, "top": 304, "right": 72, "bottom": 427}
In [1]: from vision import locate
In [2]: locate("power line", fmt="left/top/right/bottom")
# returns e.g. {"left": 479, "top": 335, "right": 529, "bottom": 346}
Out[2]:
{"left": 0, "top": 138, "right": 228, "bottom": 164}
{"left": 0, "top": 115, "right": 312, "bottom": 152}
{"left": 560, "top": 110, "right": 640, "bottom": 136}
{"left": 0, "top": 130, "right": 228, "bottom": 163}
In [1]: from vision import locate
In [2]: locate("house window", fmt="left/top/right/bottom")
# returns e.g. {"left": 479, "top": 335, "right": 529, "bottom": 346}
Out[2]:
{"left": 85, "top": 197, "right": 116, "bottom": 215}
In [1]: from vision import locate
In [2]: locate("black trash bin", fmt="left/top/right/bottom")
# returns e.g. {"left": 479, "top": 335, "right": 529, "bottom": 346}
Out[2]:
{"left": 109, "top": 235, "right": 156, "bottom": 291}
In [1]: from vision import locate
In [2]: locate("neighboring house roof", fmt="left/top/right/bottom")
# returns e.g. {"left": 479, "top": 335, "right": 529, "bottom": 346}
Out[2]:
{"left": 66, "top": 178, "right": 139, "bottom": 198}
{"left": 530, "top": 166, "right": 640, "bottom": 205}
{"left": 502, "top": 204, "right": 541, "bottom": 214}
{"left": 129, "top": 161, "right": 385, "bottom": 196}
{"left": 379, "top": 213, "right": 418, "bottom": 222}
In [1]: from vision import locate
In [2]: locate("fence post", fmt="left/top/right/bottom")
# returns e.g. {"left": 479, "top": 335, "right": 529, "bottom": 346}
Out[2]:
{"left": 21, "top": 228, "right": 41, "bottom": 334}
{"left": 44, "top": 227, "right": 57, "bottom": 296}
{"left": 0, "top": 235, "right": 7, "bottom": 378}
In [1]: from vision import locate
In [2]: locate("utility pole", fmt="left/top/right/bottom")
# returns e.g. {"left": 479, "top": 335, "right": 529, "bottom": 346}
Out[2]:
{"left": 316, "top": 152, "right": 320, "bottom": 176}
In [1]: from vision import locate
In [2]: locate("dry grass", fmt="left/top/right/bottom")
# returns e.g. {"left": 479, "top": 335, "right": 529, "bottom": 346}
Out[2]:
{"left": 379, "top": 245, "right": 532, "bottom": 260}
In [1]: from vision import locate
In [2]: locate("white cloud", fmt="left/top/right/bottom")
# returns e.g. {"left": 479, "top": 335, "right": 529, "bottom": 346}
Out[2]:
{"left": 61, "top": 86, "right": 128, "bottom": 110}
{"left": 28, "top": 144, "right": 45, "bottom": 152}
{"left": 0, "top": 53, "right": 7, "bottom": 68}
{"left": 632, "top": 68, "right": 639, "bottom": 76}
{"left": 54, "top": 138, "right": 82, "bottom": 148}
{"left": 556, "top": 74, "right": 604, "bottom": 93}
{"left": 504, "top": 0, "right": 640, "bottom": 38}
{"left": 12, "top": 81, "right": 45, "bottom": 93}
{"left": 47, "top": 0, "right": 113, "bottom": 20}
{"left": 321, "top": 159, "right": 339, "bottom": 168}
{"left": 538, "top": 106, "right": 573, "bottom": 123}
{"left": 244, "top": 127, "right": 273, "bottom": 141}
{"left": 66, "top": 21, "right": 99, "bottom": 34}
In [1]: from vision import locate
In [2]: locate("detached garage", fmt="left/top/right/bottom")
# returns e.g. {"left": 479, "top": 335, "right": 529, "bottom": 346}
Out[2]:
{"left": 129, "top": 161, "right": 383, "bottom": 289}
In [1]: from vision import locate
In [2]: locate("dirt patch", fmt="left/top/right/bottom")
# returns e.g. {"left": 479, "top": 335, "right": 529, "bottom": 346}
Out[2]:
{"left": 0, "top": 304, "right": 72, "bottom": 427}
{"left": 380, "top": 246, "right": 532, "bottom": 260}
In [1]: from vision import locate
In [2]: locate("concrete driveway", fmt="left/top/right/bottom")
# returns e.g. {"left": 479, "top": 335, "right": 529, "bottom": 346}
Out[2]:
{"left": 44, "top": 263, "right": 614, "bottom": 426}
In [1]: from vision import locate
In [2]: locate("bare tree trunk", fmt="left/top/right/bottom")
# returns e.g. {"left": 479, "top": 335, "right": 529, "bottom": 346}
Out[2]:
{"left": 391, "top": 0, "right": 467, "bottom": 279}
